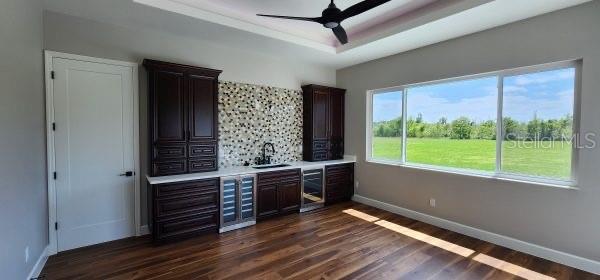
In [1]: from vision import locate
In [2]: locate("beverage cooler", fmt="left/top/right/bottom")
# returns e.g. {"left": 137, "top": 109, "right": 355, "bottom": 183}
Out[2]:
{"left": 300, "top": 168, "right": 325, "bottom": 212}
{"left": 220, "top": 174, "right": 257, "bottom": 233}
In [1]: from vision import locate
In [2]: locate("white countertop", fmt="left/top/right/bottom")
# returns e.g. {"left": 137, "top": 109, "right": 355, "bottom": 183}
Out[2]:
{"left": 146, "top": 156, "right": 356, "bottom": 185}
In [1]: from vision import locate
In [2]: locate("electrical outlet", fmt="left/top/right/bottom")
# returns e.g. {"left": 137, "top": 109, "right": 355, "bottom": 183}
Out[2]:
{"left": 355, "top": 181, "right": 359, "bottom": 189}
{"left": 429, "top": 198, "right": 436, "bottom": 208}
{"left": 25, "top": 246, "right": 29, "bottom": 263}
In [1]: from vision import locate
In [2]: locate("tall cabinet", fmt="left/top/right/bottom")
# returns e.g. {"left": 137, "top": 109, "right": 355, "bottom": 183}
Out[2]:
{"left": 302, "top": 85, "right": 346, "bottom": 161}
{"left": 144, "top": 59, "right": 222, "bottom": 176}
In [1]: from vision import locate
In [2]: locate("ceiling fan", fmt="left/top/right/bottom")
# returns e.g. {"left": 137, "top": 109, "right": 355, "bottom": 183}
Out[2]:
{"left": 257, "top": 0, "right": 391, "bottom": 45}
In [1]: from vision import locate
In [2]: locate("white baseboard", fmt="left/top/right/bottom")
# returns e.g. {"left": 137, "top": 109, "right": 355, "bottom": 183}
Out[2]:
{"left": 352, "top": 195, "right": 600, "bottom": 275}
{"left": 26, "top": 245, "right": 49, "bottom": 280}
{"left": 139, "top": 225, "right": 150, "bottom": 236}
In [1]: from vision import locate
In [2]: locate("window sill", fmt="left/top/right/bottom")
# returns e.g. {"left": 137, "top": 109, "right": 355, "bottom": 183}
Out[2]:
{"left": 365, "top": 159, "right": 579, "bottom": 190}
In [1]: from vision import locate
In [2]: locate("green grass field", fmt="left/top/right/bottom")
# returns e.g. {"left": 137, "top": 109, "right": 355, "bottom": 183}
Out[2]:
{"left": 372, "top": 137, "right": 571, "bottom": 179}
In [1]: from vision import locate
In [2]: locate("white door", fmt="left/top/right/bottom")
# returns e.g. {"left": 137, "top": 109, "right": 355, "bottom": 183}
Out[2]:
{"left": 52, "top": 57, "right": 135, "bottom": 251}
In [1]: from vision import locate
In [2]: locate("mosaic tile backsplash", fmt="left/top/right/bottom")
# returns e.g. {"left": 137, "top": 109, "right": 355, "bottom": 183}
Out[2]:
{"left": 218, "top": 81, "right": 303, "bottom": 168}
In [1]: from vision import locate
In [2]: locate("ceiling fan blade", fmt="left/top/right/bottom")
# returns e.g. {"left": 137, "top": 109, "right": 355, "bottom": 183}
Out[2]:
{"left": 332, "top": 25, "right": 348, "bottom": 45}
{"left": 257, "top": 14, "right": 323, "bottom": 23}
{"left": 337, "top": 0, "right": 391, "bottom": 21}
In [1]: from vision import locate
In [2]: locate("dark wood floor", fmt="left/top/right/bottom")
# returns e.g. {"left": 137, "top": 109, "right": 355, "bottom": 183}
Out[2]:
{"left": 41, "top": 202, "right": 598, "bottom": 280}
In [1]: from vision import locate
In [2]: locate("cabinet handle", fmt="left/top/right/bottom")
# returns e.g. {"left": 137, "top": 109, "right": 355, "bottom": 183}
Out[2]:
{"left": 119, "top": 171, "right": 134, "bottom": 177}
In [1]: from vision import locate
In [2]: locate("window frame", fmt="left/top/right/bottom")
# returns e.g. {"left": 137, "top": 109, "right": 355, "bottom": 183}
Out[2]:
{"left": 366, "top": 60, "right": 582, "bottom": 188}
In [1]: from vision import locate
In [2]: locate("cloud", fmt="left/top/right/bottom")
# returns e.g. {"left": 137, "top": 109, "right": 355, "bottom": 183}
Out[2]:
{"left": 373, "top": 95, "right": 402, "bottom": 122}
{"left": 512, "top": 69, "right": 574, "bottom": 86}
{"left": 503, "top": 90, "right": 574, "bottom": 121}
{"left": 405, "top": 88, "right": 572, "bottom": 123}
{"left": 503, "top": 85, "right": 527, "bottom": 93}
{"left": 407, "top": 91, "right": 498, "bottom": 123}
{"left": 372, "top": 68, "right": 575, "bottom": 124}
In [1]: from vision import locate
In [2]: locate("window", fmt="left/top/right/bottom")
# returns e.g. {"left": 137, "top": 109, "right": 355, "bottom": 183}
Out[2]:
{"left": 501, "top": 68, "right": 576, "bottom": 180}
{"left": 371, "top": 90, "right": 403, "bottom": 161}
{"left": 367, "top": 61, "right": 580, "bottom": 186}
{"left": 406, "top": 77, "right": 497, "bottom": 171}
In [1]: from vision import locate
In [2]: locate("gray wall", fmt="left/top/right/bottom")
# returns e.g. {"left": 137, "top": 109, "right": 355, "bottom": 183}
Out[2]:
{"left": 0, "top": 0, "right": 47, "bottom": 279}
{"left": 43, "top": 11, "right": 337, "bottom": 225}
{"left": 338, "top": 1, "right": 600, "bottom": 262}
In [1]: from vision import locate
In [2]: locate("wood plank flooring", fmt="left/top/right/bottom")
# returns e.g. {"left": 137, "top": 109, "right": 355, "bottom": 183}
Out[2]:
{"left": 40, "top": 202, "right": 599, "bottom": 280}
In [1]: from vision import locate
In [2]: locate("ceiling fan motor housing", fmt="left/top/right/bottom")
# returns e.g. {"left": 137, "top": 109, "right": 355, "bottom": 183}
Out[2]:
{"left": 256, "top": 0, "right": 391, "bottom": 45}
{"left": 322, "top": 4, "right": 341, "bottom": 29}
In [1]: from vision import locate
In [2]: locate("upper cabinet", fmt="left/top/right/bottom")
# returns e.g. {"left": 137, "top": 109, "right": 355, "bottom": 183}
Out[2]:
{"left": 144, "top": 59, "right": 222, "bottom": 176}
{"left": 188, "top": 74, "right": 218, "bottom": 142}
{"left": 302, "top": 85, "right": 346, "bottom": 161}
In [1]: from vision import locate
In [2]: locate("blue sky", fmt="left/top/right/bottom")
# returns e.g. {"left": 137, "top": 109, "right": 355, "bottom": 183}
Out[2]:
{"left": 373, "top": 68, "right": 575, "bottom": 123}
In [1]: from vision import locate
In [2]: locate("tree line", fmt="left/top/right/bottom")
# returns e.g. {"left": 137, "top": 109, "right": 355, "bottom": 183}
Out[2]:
{"left": 373, "top": 113, "right": 572, "bottom": 141}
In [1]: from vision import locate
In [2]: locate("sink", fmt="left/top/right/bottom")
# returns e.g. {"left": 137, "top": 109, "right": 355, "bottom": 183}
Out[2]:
{"left": 252, "top": 164, "right": 291, "bottom": 169}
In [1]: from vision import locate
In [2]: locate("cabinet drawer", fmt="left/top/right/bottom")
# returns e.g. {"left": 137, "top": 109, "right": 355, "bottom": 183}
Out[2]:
{"left": 189, "top": 143, "right": 217, "bottom": 157}
{"left": 326, "top": 165, "right": 352, "bottom": 183}
{"left": 155, "top": 193, "right": 218, "bottom": 220}
{"left": 313, "top": 141, "right": 328, "bottom": 150}
{"left": 154, "top": 213, "right": 218, "bottom": 241}
{"left": 326, "top": 163, "right": 353, "bottom": 173}
{"left": 329, "top": 140, "right": 344, "bottom": 160}
{"left": 312, "top": 150, "right": 329, "bottom": 161}
{"left": 153, "top": 144, "right": 187, "bottom": 160}
{"left": 280, "top": 170, "right": 301, "bottom": 183}
{"left": 189, "top": 158, "right": 217, "bottom": 172}
{"left": 257, "top": 169, "right": 301, "bottom": 185}
{"left": 155, "top": 179, "right": 218, "bottom": 198}
{"left": 153, "top": 160, "right": 187, "bottom": 176}
{"left": 326, "top": 172, "right": 352, "bottom": 184}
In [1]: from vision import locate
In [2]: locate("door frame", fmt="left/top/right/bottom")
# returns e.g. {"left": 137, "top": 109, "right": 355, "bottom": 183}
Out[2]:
{"left": 44, "top": 51, "right": 141, "bottom": 255}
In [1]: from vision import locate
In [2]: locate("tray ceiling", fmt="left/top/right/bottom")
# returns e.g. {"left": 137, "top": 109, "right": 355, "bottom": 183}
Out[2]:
{"left": 45, "top": 0, "right": 592, "bottom": 68}
{"left": 135, "top": 0, "right": 482, "bottom": 52}
{"left": 147, "top": 0, "right": 440, "bottom": 47}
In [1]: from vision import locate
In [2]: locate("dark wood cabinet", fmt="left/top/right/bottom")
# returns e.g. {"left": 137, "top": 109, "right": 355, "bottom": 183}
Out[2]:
{"left": 278, "top": 180, "right": 301, "bottom": 214}
{"left": 149, "top": 178, "right": 219, "bottom": 242}
{"left": 257, "top": 183, "right": 278, "bottom": 218}
{"left": 144, "top": 59, "right": 221, "bottom": 176}
{"left": 325, "top": 163, "right": 354, "bottom": 205}
{"left": 256, "top": 169, "right": 301, "bottom": 220}
{"left": 188, "top": 74, "right": 218, "bottom": 142}
{"left": 302, "top": 85, "right": 346, "bottom": 161}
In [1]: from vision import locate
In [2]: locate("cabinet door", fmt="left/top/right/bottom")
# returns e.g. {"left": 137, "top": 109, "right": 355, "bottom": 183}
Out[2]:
{"left": 278, "top": 180, "right": 301, "bottom": 214}
{"left": 151, "top": 70, "right": 186, "bottom": 143}
{"left": 240, "top": 176, "right": 255, "bottom": 220}
{"left": 325, "top": 164, "right": 354, "bottom": 205}
{"left": 221, "top": 178, "right": 238, "bottom": 225}
{"left": 188, "top": 74, "right": 217, "bottom": 142}
{"left": 312, "top": 89, "right": 330, "bottom": 141}
{"left": 257, "top": 183, "right": 278, "bottom": 219}
{"left": 329, "top": 90, "right": 345, "bottom": 159}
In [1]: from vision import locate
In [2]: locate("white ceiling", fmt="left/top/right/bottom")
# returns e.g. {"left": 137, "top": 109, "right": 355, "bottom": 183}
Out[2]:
{"left": 139, "top": 0, "right": 440, "bottom": 47}
{"left": 44, "top": 0, "right": 591, "bottom": 69}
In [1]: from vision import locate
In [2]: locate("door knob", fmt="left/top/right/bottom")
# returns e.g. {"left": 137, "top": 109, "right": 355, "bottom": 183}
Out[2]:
{"left": 119, "top": 171, "right": 134, "bottom": 177}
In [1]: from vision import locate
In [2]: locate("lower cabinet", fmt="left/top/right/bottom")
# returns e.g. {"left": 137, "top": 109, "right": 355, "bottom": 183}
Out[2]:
{"left": 325, "top": 163, "right": 354, "bottom": 205}
{"left": 148, "top": 163, "right": 353, "bottom": 242}
{"left": 257, "top": 169, "right": 301, "bottom": 220}
{"left": 150, "top": 178, "right": 219, "bottom": 242}
{"left": 278, "top": 180, "right": 302, "bottom": 214}
{"left": 257, "top": 183, "right": 278, "bottom": 218}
